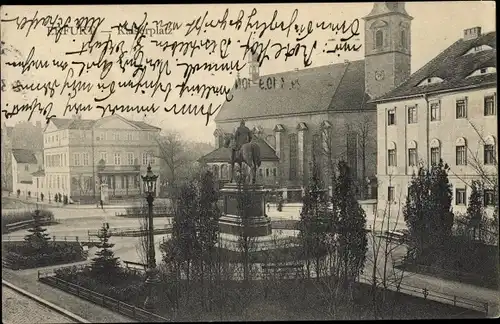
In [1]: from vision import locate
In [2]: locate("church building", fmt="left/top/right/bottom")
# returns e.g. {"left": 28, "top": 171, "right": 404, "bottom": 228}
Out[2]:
{"left": 200, "top": 2, "right": 413, "bottom": 202}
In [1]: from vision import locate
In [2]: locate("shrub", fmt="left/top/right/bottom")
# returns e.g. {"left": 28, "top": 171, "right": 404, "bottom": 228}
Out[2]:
{"left": 4, "top": 242, "right": 85, "bottom": 269}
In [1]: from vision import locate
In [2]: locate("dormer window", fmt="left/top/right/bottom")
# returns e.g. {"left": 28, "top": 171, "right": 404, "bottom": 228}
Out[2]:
{"left": 417, "top": 77, "right": 444, "bottom": 87}
{"left": 466, "top": 67, "right": 496, "bottom": 78}
{"left": 463, "top": 44, "right": 494, "bottom": 55}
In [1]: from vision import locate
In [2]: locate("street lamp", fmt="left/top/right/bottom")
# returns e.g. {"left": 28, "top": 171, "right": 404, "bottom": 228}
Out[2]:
{"left": 141, "top": 163, "right": 160, "bottom": 311}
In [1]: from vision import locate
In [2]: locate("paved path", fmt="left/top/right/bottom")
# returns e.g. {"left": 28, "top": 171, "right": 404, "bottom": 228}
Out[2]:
{"left": 2, "top": 268, "right": 135, "bottom": 323}
{"left": 2, "top": 285, "right": 77, "bottom": 324}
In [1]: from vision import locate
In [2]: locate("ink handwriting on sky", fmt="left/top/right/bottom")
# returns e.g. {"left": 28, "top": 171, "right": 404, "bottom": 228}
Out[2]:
{"left": 0, "top": 8, "right": 362, "bottom": 125}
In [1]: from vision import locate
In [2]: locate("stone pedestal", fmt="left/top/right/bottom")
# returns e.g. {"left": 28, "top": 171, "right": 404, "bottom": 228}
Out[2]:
{"left": 218, "top": 183, "right": 272, "bottom": 250}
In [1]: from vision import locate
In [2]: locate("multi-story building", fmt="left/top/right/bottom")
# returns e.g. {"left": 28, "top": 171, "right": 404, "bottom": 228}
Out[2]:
{"left": 372, "top": 26, "right": 497, "bottom": 225}
{"left": 42, "top": 114, "right": 161, "bottom": 202}
{"left": 11, "top": 149, "right": 42, "bottom": 197}
{"left": 207, "top": 2, "right": 414, "bottom": 201}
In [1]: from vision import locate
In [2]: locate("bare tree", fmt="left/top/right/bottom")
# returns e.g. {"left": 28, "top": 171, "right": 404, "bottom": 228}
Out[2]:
{"left": 156, "top": 131, "right": 187, "bottom": 190}
{"left": 364, "top": 176, "right": 408, "bottom": 319}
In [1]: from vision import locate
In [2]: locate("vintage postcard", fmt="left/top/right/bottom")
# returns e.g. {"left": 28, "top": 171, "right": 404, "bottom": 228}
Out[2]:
{"left": 1, "top": 2, "right": 498, "bottom": 323}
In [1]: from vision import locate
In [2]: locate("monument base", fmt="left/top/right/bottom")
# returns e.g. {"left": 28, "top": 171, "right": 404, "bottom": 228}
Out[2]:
{"left": 219, "top": 182, "right": 272, "bottom": 237}
{"left": 217, "top": 232, "right": 298, "bottom": 252}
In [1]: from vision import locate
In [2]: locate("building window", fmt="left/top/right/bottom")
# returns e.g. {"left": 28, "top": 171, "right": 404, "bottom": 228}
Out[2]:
{"left": 484, "top": 96, "right": 496, "bottom": 116}
{"left": 24, "top": 165, "right": 29, "bottom": 171}
{"left": 289, "top": 133, "right": 298, "bottom": 180}
{"left": 57, "top": 175, "right": 60, "bottom": 189}
{"left": 456, "top": 99, "right": 467, "bottom": 118}
{"left": 114, "top": 153, "right": 121, "bottom": 165}
{"left": 100, "top": 152, "right": 108, "bottom": 164}
{"left": 431, "top": 147, "right": 441, "bottom": 165}
{"left": 113, "top": 133, "right": 120, "bottom": 141}
{"left": 142, "top": 153, "right": 148, "bottom": 165}
{"left": 265, "top": 168, "right": 270, "bottom": 177}
{"left": 456, "top": 145, "right": 467, "bottom": 165}
{"left": 74, "top": 154, "right": 81, "bottom": 166}
{"left": 127, "top": 133, "right": 133, "bottom": 141}
{"left": 127, "top": 152, "right": 134, "bottom": 165}
{"left": 401, "top": 29, "right": 407, "bottom": 49}
{"left": 484, "top": 190, "right": 495, "bottom": 206}
{"left": 407, "top": 106, "right": 417, "bottom": 124}
{"left": 388, "top": 109, "right": 396, "bottom": 125}
{"left": 430, "top": 102, "right": 440, "bottom": 121}
{"left": 375, "top": 30, "right": 384, "bottom": 49}
{"left": 273, "top": 168, "right": 277, "bottom": 177}
{"left": 149, "top": 153, "right": 156, "bottom": 165}
{"left": 388, "top": 149, "right": 396, "bottom": 166}
{"left": 56, "top": 135, "right": 59, "bottom": 142}
{"left": 408, "top": 148, "right": 417, "bottom": 166}
{"left": 456, "top": 188, "right": 466, "bottom": 205}
{"left": 82, "top": 153, "right": 89, "bottom": 166}
{"left": 388, "top": 186, "right": 395, "bottom": 202}
{"left": 484, "top": 144, "right": 496, "bottom": 164}
{"left": 259, "top": 168, "right": 263, "bottom": 177}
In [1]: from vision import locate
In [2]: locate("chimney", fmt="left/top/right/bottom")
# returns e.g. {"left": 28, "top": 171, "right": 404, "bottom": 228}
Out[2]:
{"left": 464, "top": 27, "right": 482, "bottom": 40}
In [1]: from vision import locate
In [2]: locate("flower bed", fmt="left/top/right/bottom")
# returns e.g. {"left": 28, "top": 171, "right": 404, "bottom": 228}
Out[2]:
{"left": 3, "top": 241, "right": 86, "bottom": 270}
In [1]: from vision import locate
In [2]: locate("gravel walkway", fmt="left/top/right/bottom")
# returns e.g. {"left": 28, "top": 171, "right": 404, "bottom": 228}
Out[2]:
{"left": 2, "top": 268, "right": 135, "bottom": 323}
{"left": 2, "top": 285, "right": 76, "bottom": 324}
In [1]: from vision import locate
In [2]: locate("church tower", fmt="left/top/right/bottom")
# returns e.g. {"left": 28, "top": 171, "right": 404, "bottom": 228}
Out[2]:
{"left": 249, "top": 44, "right": 260, "bottom": 83}
{"left": 363, "top": 2, "right": 412, "bottom": 99}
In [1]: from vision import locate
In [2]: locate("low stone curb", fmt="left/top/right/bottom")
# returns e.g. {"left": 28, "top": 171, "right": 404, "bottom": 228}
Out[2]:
{"left": 2, "top": 279, "right": 91, "bottom": 323}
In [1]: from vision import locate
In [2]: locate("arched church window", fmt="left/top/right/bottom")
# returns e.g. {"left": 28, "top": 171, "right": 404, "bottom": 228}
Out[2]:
{"left": 289, "top": 133, "right": 298, "bottom": 180}
{"left": 375, "top": 30, "right": 384, "bottom": 49}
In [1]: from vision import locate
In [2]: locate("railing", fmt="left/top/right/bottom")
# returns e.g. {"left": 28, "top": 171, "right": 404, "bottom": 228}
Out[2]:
{"left": 358, "top": 275, "right": 489, "bottom": 315}
{"left": 38, "top": 274, "right": 168, "bottom": 322}
{"left": 123, "top": 260, "right": 147, "bottom": 272}
{"left": 88, "top": 226, "right": 172, "bottom": 237}
{"left": 2, "top": 235, "right": 98, "bottom": 244}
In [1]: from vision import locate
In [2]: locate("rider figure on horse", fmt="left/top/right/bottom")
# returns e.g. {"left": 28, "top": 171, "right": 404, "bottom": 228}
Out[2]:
{"left": 232, "top": 119, "right": 253, "bottom": 162}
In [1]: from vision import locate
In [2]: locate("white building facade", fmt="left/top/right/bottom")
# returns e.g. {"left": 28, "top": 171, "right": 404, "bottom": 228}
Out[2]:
{"left": 372, "top": 27, "right": 497, "bottom": 228}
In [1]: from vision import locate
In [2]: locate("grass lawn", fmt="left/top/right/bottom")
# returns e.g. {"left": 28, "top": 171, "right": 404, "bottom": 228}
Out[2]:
{"left": 2, "top": 197, "right": 32, "bottom": 209}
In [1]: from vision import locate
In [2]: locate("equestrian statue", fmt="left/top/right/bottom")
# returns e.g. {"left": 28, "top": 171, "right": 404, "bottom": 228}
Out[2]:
{"left": 223, "top": 120, "right": 261, "bottom": 184}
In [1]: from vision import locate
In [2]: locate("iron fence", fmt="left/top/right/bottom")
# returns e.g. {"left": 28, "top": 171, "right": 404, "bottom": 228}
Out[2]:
{"left": 358, "top": 275, "right": 489, "bottom": 315}
{"left": 38, "top": 269, "right": 168, "bottom": 322}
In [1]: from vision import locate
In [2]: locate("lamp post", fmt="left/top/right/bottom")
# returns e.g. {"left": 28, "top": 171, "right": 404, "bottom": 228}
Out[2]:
{"left": 141, "top": 163, "right": 159, "bottom": 311}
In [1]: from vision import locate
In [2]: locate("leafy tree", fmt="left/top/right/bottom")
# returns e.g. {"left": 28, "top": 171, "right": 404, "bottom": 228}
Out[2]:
{"left": 171, "top": 182, "right": 198, "bottom": 302}
{"left": 24, "top": 208, "right": 51, "bottom": 251}
{"left": 466, "top": 180, "right": 485, "bottom": 241}
{"left": 298, "top": 159, "right": 330, "bottom": 279}
{"left": 90, "top": 223, "right": 121, "bottom": 282}
{"left": 335, "top": 161, "right": 368, "bottom": 286}
{"left": 404, "top": 159, "right": 453, "bottom": 265}
{"left": 194, "top": 170, "right": 221, "bottom": 310}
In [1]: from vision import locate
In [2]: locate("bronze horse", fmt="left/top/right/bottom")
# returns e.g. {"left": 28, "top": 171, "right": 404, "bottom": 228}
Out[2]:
{"left": 223, "top": 134, "right": 261, "bottom": 184}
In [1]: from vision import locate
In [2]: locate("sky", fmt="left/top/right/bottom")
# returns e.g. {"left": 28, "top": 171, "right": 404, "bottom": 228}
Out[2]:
{"left": 0, "top": 2, "right": 496, "bottom": 144}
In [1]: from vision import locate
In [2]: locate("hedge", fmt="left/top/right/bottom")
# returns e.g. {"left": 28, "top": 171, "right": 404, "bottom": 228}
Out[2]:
{"left": 1, "top": 210, "right": 55, "bottom": 233}
{"left": 3, "top": 241, "right": 85, "bottom": 270}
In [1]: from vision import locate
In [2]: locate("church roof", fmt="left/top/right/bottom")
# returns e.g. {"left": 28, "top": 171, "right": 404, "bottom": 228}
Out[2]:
{"left": 371, "top": 31, "right": 496, "bottom": 103}
{"left": 214, "top": 60, "right": 374, "bottom": 122}
{"left": 198, "top": 137, "right": 279, "bottom": 163}
{"left": 48, "top": 115, "right": 161, "bottom": 130}
{"left": 12, "top": 149, "right": 38, "bottom": 164}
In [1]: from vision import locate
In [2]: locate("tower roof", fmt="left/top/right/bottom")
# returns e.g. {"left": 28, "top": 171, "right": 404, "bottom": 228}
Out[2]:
{"left": 363, "top": 2, "right": 412, "bottom": 20}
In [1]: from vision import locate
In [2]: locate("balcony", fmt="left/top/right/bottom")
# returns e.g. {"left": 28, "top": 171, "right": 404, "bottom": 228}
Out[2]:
{"left": 97, "top": 165, "right": 141, "bottom": 174}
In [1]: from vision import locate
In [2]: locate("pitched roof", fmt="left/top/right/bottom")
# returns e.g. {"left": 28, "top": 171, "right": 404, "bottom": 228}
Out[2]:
{"left": 214, "top": 60, "right": 374, "bottom": 121}
{"left": 199, "top": 137, "right": 279, "bottom": 163}
{"left": 12, "top": 149, "right": 38, "bottom": 164}
{"left": 371, "top": 31, "right": 496, "bottom": 103}
{"left": 32, "top": 169, "right": 45, "bottom": 177}
{"left": 48, "top": 115, "right": 161, "bottom": 130}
